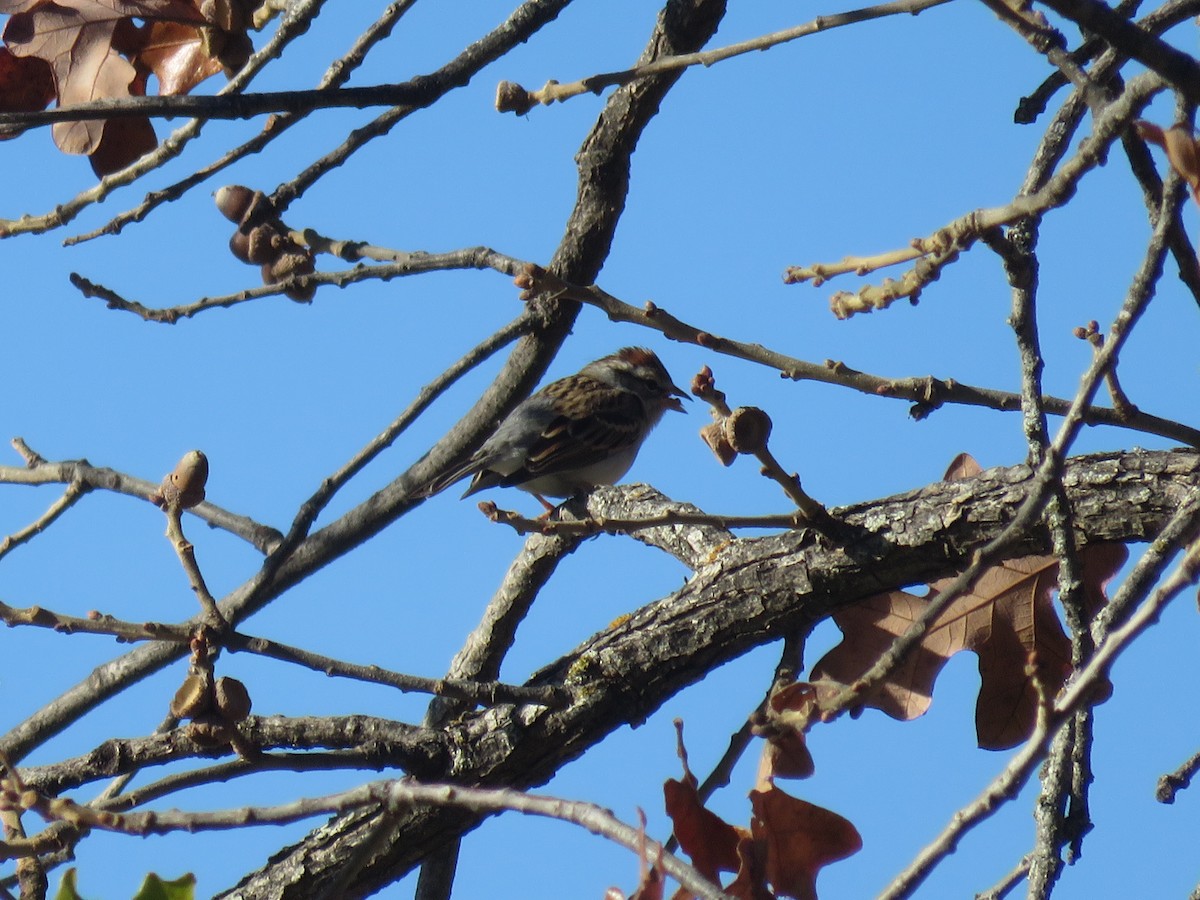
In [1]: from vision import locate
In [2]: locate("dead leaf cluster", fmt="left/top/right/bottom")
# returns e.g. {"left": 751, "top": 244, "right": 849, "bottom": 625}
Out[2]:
{"left": 656, "top": 725, "right": 861, "bottom": 900}
{"left": 0, "top": 0, "right": 255, "bottom": 173}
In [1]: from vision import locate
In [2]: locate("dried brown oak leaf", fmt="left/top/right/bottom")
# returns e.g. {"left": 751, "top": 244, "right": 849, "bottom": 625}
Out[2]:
{"left": 811, "top": 453, "right": 1126, "bottom": 750}
{"left": 84, "top": 62, "right": 156, "bottom": 175}
{"left": 664, "top": 726, "right": 859, "bottom": 899}
{"left": 753, "top": 681, "right": 825, "bottom": 780}
{"left": 1136, "top": 120, "right": 1200, "bottom": 205}
{"left": 723, "top": 837, "right": 772, "bottom": 900}
{"left": 136, "top": 19, "right": 224, "bottom": 95}
{"left": 0, "top": 46, "right": 53, "bottom": 125}
{"left": 664, "top": 761, "right": 745, "bottom": 887}
{"left": 0, "top": 0, "right": 248, "bottom": 172}
{"left": 749, "top": 787, "right": 861, "bottom": 900}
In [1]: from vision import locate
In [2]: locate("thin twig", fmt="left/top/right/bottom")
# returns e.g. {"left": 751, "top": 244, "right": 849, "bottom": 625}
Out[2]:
{"left": 496, "top": 0, "right": 951, "bottom": 114}
{"left": 1156, "top": 748, "right": 1200, "bottom": 803}
{"left": 975, "top": 853, "right": 1032, "bottom": 900}
{"left": 223, "top": 630, "right": 570, "bottom": 708}
{"left": 12, "top": 778, "right": 730, "bottom": 900}
{"left": 0, "top": 599, "right": 190, "bottom": 643}
{"left": 0, "top": 479, "right": 88, "bottom": 561}
{"left": 514, "top": 264, "right": 1200, "bottom": 448}
{"left": 479, "top": 503, "right": 809, "bottom": 536}
{"left": 664, "top": 639, "right": 807, "bottom": 854}
{"left": 164, "top": 506, "right": 227, "bottom": 627}
{"left": 783, "top": 72, "right": 1166, "bottom": 316}
{"left": 70, "top": 247, "right": 525, "bottom": 322}
{"left": 269, "top": 0, "right": 578, "bottom": 214}
{"left": 1037, "top": 0, "right": 1200, "bottom": 104}
{"left": 0, "top": 448, "right": 282, "bottom": 554}
{"left": 0, "top": 788, "right": 45, "bottom": 899}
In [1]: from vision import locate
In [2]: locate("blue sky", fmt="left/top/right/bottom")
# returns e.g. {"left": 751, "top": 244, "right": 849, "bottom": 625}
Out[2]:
{"left": 3, "top": 1, "right": 1200, "bottom": 897}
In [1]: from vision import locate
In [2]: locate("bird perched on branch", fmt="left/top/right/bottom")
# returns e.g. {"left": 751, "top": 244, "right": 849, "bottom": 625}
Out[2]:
{"left": 424, "top": 347, "right": 689, "bottom": 511}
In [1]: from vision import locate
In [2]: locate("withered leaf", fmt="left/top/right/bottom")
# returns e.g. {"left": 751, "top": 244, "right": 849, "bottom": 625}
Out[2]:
{"left": 809, "top": 587, "right": 991, "bottom": 722}
{"left": 4, "top": 4, "right": 133, "bottom": 154}
{"left": 750, "top": 787, "right": 862, "bottom": 900}
{"left": 87, "top": 67, "right": 155, "bottom": 174}
{"left": 937, "top": 543, "right": 1124, "bottom": 749}
{"left": 811, "top": 453, "right": 1127, "bottom": 750}
{"left": 755, "top": 682, "right": 822, "bottom": 780}
{"left": 0, "top": 47, "right": 53, "bottom": 124}
{"left": 663, "top": 776, "right": 746, "bottom": 885}
{"left": 664, "top": 722, "right": 745, "bottom": 895}
{"left": 137, "top": 20, "right": 224, "bottom": 94}
{"left": 629, "top": 809, "right": 666, "bottom": 900}
{"left": 724, "top": 836, "right": 772, "bottom": 900}
{"left": 1136, "top": 120, "right": 1200, "bottom": 204}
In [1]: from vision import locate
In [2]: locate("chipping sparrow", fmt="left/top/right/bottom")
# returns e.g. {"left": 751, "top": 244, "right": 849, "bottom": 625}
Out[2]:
{"left": 425, "top": 347, "right": 688, "bottom": 509}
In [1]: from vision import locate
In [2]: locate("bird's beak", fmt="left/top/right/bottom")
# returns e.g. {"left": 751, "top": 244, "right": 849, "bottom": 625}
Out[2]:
{"left": 666, "top": 384, "right": 691, "bottom": 414}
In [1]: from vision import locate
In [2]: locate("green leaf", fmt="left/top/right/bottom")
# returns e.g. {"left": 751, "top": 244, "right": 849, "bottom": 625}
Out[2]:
{"left": 132, "top": 873, "right": 197, "bottom": 900}
{"left": 54, "top": 869, "right": 88, "bottom": 900}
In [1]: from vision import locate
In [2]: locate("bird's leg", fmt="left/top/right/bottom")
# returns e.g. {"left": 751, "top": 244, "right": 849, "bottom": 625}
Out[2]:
{"left": 534, "top": 494, "right": 557, "bottom": 518}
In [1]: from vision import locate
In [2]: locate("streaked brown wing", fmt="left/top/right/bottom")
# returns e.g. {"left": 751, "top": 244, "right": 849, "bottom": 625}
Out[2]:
{"left": 522, "top": 388, "right": 643, "bottom": 477}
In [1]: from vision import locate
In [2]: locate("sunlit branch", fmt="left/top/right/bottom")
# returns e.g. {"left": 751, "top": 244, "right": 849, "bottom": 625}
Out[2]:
{"left": 0, "top": 786, "right": 45, "bottom": 898}
{"left": 1073, "top": 319, "right": 1139, "bottom": 417}
{"left": 287, "top": 315, "right": 534, "bottom": 537}
{"left": 0, "top": 84, "right": 431, "bottom": 130}
{"left": 69, "top": 234, "right": 1200, "bottom": 448}
{"left": 10, "top": 775, "right": 729, "bottom": 900}
{"left": 0, "top": 442, "right": 282, "bottom": 554}
{"left": 975, "top": 853, "right": 1032, "bottom": 900}
{"left": 268, "top": 0, "right": 578, "bottom": 214}
{"left": 17, "top": 716, "right": 436, "bottom": 801}
{"left": 0, "top": 478, "right": 87, "bottom": 562}
{"left": 783, "top": 72, "right": 1165, "bottom": 316}
{"left": 495, "top": 0, "right": 951, "bottom": 114}
{"left": 513, "top": 263, "right": 1200, "bottom": 448}
{"left": 164, "top": 506, "right": 226, "bottom": 627}
{"left": 1036, "top": 0, "right": 1200, "bottom": 102}
{"left": 990, "top": 130, "right": 1094, "bottom": 889}
{"left": 70, "top": 246, "right": 525, "bottom": 322}
{"left": 980, "top": 0, "right": 1109, "bottom": 114}
{"left": 1013, "top": 0, "right": 1155, "bottom": 124}
{"left": 0, "top": 600, "right": 190, "bottom": 643}
{"left": 690, "top": 367, "right": 833, "bottom": 527}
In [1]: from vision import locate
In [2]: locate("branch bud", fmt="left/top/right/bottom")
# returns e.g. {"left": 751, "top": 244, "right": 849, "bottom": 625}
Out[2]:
{"left": 495, "top": 80, "right": 534, "bottom": 115}
{"left": 154, "top": 450, "right": 209, "bottom": 510}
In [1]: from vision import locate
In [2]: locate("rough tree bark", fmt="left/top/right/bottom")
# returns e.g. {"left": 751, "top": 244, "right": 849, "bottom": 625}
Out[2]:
{"left": 218, "top": 448, "right": 1200, "bottom": 897}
